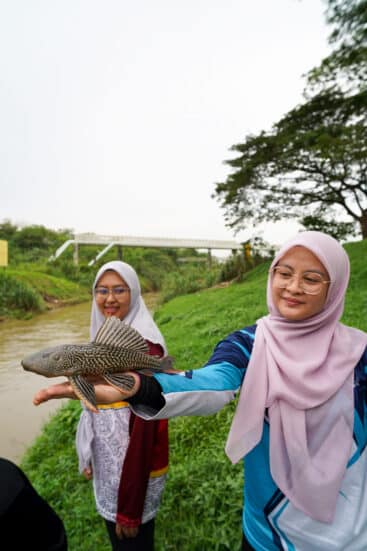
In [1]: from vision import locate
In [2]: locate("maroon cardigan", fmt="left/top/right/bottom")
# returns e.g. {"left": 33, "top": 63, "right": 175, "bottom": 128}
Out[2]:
{"left": 115, "top": 341, "right": 169, "bottom": 527}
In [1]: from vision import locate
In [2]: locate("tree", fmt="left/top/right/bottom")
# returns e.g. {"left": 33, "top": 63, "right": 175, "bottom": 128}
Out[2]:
{"left": 12, "top": 225, "right": 73, "bottom": 251}
{"left": 213, "top": 0, "right": 367, "bottom": 239}
{"left": 308, "top": 0, "right": 367, "bottom": 90}
{"left": 0, "top": 219, "right": 18, "bottom": 241}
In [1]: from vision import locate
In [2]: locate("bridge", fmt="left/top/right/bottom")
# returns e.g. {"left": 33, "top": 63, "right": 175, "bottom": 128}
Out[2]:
{"left": 49, "top": 233, "right": 244, "bottom": 266}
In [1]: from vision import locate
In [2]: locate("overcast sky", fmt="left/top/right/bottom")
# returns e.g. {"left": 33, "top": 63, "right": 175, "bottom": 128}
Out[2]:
{"left": 1, "top": 0, "right": 331, "bottom": 248}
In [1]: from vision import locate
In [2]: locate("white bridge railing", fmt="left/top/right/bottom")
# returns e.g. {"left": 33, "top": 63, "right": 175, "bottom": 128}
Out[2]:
{"left": 49, "top": 233, "right": 243, "bottom": 266}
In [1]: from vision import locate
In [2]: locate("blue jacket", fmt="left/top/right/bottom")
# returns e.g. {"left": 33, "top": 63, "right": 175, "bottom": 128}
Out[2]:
{"left": 133, "top": 325, "right": 367, "bottom": 550}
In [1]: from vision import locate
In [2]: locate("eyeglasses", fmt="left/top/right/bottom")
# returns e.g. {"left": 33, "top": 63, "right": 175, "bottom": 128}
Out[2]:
{"left": 94, "top": 286, "right": 130, "bottom": 299}
{"left": 271, "top": 266, "right": 331, "bottom": 295}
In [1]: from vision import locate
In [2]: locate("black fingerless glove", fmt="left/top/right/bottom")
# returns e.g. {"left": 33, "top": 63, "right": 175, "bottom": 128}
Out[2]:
{"left": 126, "top": 374, "right": 165, "bottom": 410}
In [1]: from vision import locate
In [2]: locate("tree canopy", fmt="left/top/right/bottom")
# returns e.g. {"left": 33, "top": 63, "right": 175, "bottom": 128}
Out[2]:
{"left": 213, "top": 0, "right": 367, "bottom": 239}
{"left": 308, "top": 0, "right": 367, "bottom": 89}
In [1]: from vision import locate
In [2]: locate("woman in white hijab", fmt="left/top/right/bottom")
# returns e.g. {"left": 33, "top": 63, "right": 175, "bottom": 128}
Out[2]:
{"left": 76, "top": 261, "right": 169, "bottom": 551}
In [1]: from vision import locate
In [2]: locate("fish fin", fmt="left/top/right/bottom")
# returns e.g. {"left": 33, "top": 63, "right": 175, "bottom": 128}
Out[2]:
{"left": 138, "top": 355, "right": 177, "bottom": 376}
{"left": 136, "top": 369, "right": 158, "bottom": 377}
{"left": 160, "top": 355, "right": 175, "bottom": 371}
{"left": 68, "top": 376, "right": 98, "bottom": 413}
{"left": 93, "top": 317, "right": 148, "bottom": 352}
{"left": 102, "top": 373, "right": 136, "bottom": 392}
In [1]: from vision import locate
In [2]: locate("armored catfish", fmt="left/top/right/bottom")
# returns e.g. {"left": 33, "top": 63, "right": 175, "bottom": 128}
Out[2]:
{"left": 21, "top": 316, "right": 174, "bottom": 412}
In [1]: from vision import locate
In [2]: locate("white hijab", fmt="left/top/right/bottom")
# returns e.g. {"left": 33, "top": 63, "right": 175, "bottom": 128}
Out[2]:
{"left": 90, "top": 260, "right": 167, "bottom": 354}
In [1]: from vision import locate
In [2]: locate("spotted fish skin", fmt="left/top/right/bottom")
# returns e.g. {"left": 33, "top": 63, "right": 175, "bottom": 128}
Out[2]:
{"left": 21, "top": 342, "right": 164, "bottom": 378}
{"left": 21, "top": 317, "right": 174, "bottom": 412}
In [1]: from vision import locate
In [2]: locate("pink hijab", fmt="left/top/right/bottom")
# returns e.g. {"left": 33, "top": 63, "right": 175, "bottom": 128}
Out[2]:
{"left": 225, "top": 231, "right": 367, "bottom": 523}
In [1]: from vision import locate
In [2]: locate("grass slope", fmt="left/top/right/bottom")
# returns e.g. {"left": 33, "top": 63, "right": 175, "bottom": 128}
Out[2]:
{"left": 0, "top": 268, "right": 90, "bottom": 320}
{"left": 21, "top": 240, "right": 367, "bottom": 550}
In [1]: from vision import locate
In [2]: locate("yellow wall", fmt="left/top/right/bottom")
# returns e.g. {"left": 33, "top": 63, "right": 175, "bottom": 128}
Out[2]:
{"left": 0, "top": 240, "right": 8, "bottom": 266}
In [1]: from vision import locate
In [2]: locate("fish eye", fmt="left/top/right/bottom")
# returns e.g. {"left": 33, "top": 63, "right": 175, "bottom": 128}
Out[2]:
{"left": 52, "top": 353, "right": 61, "bottom": 361}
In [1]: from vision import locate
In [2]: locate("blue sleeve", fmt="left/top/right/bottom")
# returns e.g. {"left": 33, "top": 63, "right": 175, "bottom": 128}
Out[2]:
{"left": 156, "top": 326, "right": 256, "bottom": 393}
{"left": 132, "top": 326, "right": 257, "bottom": 420}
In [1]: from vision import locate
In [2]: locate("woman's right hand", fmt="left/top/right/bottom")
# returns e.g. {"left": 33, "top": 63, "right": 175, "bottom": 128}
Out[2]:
{"left": 32, "top": 373, "right": 141, "bottom": 406}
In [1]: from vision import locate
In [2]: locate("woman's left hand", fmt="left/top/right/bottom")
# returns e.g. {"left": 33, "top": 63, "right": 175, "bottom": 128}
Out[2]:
{"left": 116, "top": 522, "right": 139, "bottom": 539}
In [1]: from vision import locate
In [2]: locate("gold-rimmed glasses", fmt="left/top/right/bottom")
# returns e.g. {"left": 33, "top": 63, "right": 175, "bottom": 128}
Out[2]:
{"left": 271, "top": 266, "right": 331, "bottom": 295}
{"left": 94, "top": 286, "right": 130, "bottom": 300}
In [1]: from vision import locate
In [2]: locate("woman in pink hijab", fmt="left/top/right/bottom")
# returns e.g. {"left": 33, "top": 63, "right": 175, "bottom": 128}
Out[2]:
{"left": 34, "top": 232, "right": 367, "bottom": 551}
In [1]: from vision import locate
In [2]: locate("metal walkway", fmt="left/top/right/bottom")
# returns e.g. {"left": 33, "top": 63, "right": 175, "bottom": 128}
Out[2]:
{"left": 49, "top": 233, "right": 243, "bottom": 266}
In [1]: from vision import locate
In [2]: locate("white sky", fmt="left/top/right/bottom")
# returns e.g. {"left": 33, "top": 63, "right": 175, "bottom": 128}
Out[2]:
{"left": 0, "top": 0, "right": 331, "bottom": 248}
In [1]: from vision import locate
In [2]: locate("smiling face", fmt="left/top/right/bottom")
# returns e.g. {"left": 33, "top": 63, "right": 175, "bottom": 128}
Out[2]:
{"left": 95, "top": 270, "right": 131, "bottom": 321}
{"left": 271, "top": 246, "right": 330, "bottom": 321}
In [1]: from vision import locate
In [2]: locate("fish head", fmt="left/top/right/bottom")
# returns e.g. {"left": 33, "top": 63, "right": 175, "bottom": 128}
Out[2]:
{"left": 21, "top": 344, "right": 76, "bottom": 377}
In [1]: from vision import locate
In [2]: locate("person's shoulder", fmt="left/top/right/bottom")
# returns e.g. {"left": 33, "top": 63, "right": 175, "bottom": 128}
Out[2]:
{"left": 213, "top": 324, "right": 257, "bottom": 352}
{"left": 0, "top": 457, "right": 22, "bottom": 483}
{"left": 226, "top": 324, "right": 257, "bottom": 343}
{"left": 354, "top": 345, "right": 367, "bottom": 381}
{"left": 0, "top": 459, "right": 29, "bottom": 509}
{"left": 358, "top": 345, "right": 367, "bottom": 368}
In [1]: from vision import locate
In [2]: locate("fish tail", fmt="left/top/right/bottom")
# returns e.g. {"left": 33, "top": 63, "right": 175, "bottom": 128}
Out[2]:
{"left": 160, "top": 355, "right": 175, "bottom": 371}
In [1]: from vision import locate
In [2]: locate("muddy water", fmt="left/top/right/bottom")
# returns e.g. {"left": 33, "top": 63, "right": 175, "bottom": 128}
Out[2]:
{"left": 0, "top": 301, "right": 91, "bottom": 464}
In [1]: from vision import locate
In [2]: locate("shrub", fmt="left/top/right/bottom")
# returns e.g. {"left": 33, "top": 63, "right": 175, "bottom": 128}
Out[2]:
{"left": 161, "top": 264, "right": 221, "bottom": 302}
{"left": 219, "top": 254, "right": 247, "bottom": 282}
{"left": 0, "top": 270, "right": 44, "bottom": 317}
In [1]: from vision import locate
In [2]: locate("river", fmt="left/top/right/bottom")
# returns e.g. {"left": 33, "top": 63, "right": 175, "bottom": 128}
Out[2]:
{"left": 0, "top": 301, "right": 92, "bottom": 464}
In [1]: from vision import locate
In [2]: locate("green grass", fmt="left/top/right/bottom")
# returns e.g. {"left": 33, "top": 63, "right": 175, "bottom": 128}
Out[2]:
{"left": 0, "top": 268, "right": 90, "bottom": 319}
{"left": 12, "top": 269, "right": 91, "bottom": 301}
{"left": 343, "top": 240, "right": 367, "bottom": 329}
{"left": 20, "top": 239, "right": 367, "bottom": 550}
{"left": 0, "top": 269, "right": 45, "bottom": 319}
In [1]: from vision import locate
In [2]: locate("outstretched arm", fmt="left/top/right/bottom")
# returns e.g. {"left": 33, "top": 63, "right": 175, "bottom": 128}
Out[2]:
{"left": 33, "top": 374, "right": 141, "bottom": 406}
